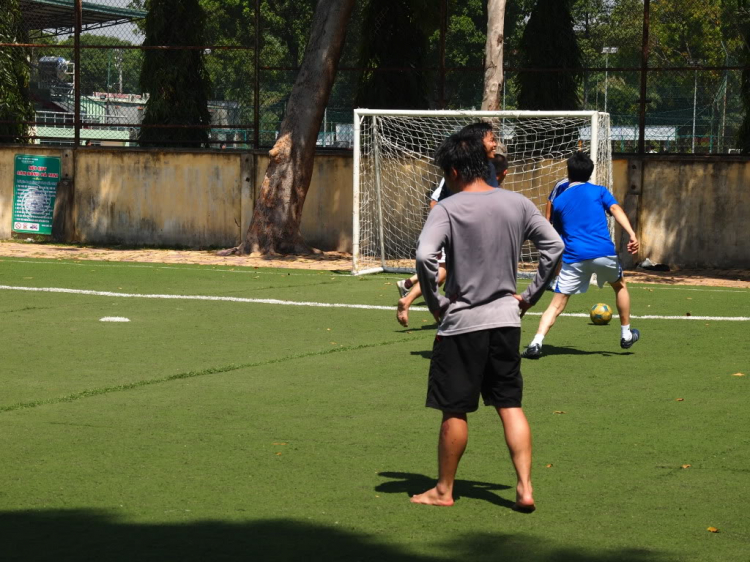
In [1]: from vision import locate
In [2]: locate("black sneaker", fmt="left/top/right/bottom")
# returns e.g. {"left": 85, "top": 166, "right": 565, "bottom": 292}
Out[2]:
{"left": 620, "top": 328, "right": 640, "bottom": 349}
{"left": 521, "top": 343, "right": 542, "bottom": 359}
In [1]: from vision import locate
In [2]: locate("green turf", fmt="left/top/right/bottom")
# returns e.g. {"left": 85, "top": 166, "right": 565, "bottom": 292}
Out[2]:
{"left": 1, "top": 257, "right": 748, "bottom": 561}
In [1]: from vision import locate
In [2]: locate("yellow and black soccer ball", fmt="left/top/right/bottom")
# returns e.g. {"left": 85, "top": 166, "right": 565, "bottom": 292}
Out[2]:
{"left": 590, "top": 303, "right": 613, "bottom": 325}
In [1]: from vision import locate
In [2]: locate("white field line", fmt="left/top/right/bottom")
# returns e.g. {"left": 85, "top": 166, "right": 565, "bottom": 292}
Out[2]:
{"left": 2, "top": 259, "right": 748, "bottom": 293}
{"left": 100, "top": 317, "right": 130, "bottom": 322}
{"left": 1, "top": 285, "right": 749, "bottom": 322}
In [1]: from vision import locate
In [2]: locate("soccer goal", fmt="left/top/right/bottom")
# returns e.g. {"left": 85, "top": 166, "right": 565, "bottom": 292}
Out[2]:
{"left": 352, "top": 109, "right": 612, "bottom": 276}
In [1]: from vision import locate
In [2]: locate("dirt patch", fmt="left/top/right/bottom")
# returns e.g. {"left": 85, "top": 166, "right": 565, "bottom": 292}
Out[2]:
{"left": 0, "top": 241, "right": 351, "bottom": 271}
{"left": 1, "top": 241, "right": 748, "bottom": 289}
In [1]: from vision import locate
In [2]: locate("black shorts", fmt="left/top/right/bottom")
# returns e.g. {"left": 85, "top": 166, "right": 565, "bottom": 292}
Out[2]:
{"left": 426, "top": 327, "right": 522, "bottom": 412}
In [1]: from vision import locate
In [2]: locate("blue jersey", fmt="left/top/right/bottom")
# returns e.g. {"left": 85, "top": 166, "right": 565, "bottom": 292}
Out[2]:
{"left": 552, "top": 182, "right": 618, "bottom": 263}
{"left": 548, "top": 179, "right": 570, "bottom": 203}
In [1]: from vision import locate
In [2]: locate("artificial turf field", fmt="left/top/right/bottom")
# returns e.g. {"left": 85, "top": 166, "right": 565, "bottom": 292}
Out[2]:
{"left": 1, "top": 256, "right": 748, "bottom": 562}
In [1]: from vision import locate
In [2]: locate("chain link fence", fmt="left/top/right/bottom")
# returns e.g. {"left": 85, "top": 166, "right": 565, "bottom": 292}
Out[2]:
{"left": 1, "top": 0, "right": 747, "bottom": 153}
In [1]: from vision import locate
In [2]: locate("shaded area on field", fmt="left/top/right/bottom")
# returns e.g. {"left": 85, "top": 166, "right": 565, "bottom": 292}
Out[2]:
{"left": 1, "top": 509, "right": 668, "bottom": 562}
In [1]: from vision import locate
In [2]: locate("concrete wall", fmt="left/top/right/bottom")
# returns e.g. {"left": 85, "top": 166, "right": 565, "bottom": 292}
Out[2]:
{"left": 1, "top": 146, "right": 748, "bottom": 268}
{"left": 610, "top": 156, "right": 750, "bottom": 269}
{"left": 0, "top": 147, "right": 352, "bottom": 252}
{"left": 254, "top": 153, "right": 353, "bottom": 252}
{"left": 638, "top": 158, "right": 750, "bottom": 268}
{"left": 74, "top": 150, "right": 242, "bottom": 247}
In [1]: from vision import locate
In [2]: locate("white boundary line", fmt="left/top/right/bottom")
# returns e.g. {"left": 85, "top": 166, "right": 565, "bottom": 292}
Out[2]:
{"left": 2, "top": 259, "right": 748, "bottom": 293}
{"left": 1, "top": 285, "right": 748, "bottom": 321}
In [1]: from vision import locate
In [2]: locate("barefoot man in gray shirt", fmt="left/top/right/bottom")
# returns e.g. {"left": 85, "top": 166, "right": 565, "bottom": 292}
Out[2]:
{"left": 410, "top": 130, "right": 563, "bottom": 511}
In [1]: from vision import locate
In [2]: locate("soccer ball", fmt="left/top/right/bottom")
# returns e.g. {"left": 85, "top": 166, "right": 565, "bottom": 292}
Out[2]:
{"left": 590, "top": 303, "right": 613, "bottom": 325}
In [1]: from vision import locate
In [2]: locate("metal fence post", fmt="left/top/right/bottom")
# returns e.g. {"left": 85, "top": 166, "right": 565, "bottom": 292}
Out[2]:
{"left": 253, "top": 0, "right": 260, "bottom": 149}
{"left": 74, "top": 0, "right": 82, "bottom": 148}
{"left": 637, "top": 0, "right": 650, "bottom": 156}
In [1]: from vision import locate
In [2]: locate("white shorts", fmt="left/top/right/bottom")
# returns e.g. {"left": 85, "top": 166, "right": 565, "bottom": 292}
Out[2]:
{"left": 554, "top": 256, "right": 622, "bottom": 295}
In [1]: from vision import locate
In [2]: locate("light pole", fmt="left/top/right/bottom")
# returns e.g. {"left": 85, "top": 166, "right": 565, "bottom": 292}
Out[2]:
{"left": 689, "top": 59, "right": 703, "bottom": 153}
{"left": 602, "top": 47, "right": 618, "bottom": 113}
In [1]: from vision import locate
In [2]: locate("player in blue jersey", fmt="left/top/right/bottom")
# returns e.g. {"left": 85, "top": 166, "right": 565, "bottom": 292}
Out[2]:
{"left": 546, "top": 178, "right": 570, "bottom": 221}
{"left": 542, "top": 177, "right": 571, "bottom": 290}
{"left": 521, "top": 151, "right": 641, "bottom": 359}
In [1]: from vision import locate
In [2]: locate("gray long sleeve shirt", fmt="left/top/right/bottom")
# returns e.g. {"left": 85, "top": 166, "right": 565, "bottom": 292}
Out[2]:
{"left": 415, "top": 187, "right": 564, "bottom": 336}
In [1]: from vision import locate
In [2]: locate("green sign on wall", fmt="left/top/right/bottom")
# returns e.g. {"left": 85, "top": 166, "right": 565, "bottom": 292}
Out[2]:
{"left": 11, "top": 154, "right": 62, "bottom": 236}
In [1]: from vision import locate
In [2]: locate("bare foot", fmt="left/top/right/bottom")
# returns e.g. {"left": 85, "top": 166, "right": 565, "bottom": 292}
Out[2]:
{"left": 513, "top": 482, "right": 535, "bottom": 513}
{"left": 410, "top": 487, "right": 454, "bottom": 506}
{"left": 397, "top": 298, "right": 410, "bottom": 327}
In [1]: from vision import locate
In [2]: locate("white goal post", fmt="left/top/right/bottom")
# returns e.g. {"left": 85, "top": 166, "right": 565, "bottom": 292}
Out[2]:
{"left": 352, "top": 109, "right": 612, "bottom": 275}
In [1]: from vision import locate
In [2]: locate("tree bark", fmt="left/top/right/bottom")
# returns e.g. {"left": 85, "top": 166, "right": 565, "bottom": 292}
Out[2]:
{"left": 481, "top": 0, "right": 506, "bottom": 111}
{"left": 230, "top": 0, "right": 355, "bottom": 255}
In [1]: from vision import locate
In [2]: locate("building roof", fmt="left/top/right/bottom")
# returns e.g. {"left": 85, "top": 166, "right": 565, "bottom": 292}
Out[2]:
{"left": 21, "top": 0, "right": 146, "bottom": 36}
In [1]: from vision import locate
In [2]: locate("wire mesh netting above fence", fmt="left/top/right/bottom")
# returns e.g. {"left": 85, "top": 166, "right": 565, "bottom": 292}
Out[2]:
{"left": 0, "top": 0, "right": 748, "bottom": 153}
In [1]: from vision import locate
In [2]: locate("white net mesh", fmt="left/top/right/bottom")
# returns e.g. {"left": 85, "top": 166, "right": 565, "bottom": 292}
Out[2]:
{"left": 353, "top": 111, "right": 612, "bottom": 275}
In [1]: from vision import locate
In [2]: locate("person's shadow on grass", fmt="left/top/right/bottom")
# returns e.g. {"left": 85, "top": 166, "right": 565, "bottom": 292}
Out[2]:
{"left": 376, "top": 471, "right": 515, "bottom": 509}
{"left": 411, "top": 345, "right": 630, "bottom": 361}
{"left": 539, "top": 344, "right": 629, "bottom": 357}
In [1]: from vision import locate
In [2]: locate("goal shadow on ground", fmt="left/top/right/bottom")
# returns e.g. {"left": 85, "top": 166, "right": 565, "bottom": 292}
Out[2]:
{"left": 0, "top": 509, "right": 668, "bottom": 562}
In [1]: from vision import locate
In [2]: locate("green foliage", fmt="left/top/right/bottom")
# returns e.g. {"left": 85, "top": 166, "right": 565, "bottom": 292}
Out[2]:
{"left": 516, "top": 0, "right": 582, "bottom": 111}
{"left": 429, "top": 0, "right": 487, "bottom": 108}
{"left": 138, "top": 0, "right": 212, "bottom": 147}
{"left": 46, "top": 35, "right": 143, "bottom": 95}
{"left": 735, "top": 1, "right": 750, "bottom": 152}
{"left": 355, "top": 0, "right": 439, "bottom": 110}
{"left": 0, "top": 0, "right": 34, "bottom": 143}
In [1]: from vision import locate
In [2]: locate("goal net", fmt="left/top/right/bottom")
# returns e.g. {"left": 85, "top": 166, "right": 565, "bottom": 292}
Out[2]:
{"left": 352, "top": 110, "right": 612, "bottom": 275}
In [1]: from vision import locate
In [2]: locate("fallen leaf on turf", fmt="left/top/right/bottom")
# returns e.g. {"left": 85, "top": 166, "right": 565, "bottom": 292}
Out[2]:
{"left": 273, "top": 442, "right": 287, "bottom": 446}
{"left": 686, "top": 297, "right": 692, "bottom": 300}
{"left": 553, "top": 411, "right": 566, "bottom": 414}
{"left": 330, "top": 342, "right": 337, "bottom": 345}
{"left": 546, "top": 464, "right": 553, "bottom": 468}
{"left": 707, "top": 527, "right": 719, "bottom": 533}
{"left": 676, "top": 398, "right": 684, "bottom": 402}
{"left": 275, "top": 453, "right": 282, "bottom": 456}
{"left": 327, "top": 328, "right": 331, "bottom": 331}
{"left": 732, "top": 373, "right": 745, "bottom": 377}
{"left": 681, "top": 464, "right": 691, "bottom": 469}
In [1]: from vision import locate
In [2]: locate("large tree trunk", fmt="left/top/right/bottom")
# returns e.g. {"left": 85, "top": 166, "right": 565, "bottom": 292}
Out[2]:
{"left": 481, "top": 0, "right": 506, "bottom": 111}
{"left": 232, "top": 0, "right": 355, "bottom": 255}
